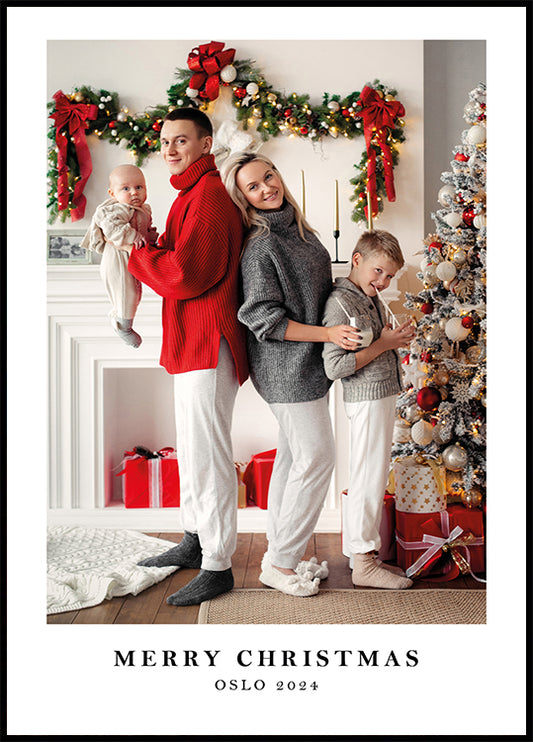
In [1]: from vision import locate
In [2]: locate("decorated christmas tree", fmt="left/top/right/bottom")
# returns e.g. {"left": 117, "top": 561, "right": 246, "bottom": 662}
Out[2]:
{"left": 392, "top": 82, "right": 487, "bottom": 510}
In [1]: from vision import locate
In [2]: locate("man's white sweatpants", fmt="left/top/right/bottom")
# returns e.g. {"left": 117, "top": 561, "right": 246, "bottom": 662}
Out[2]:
{"left": 173, "top": 338, "right": 239, "bottom": 571}
{"left": 266, "top": 395, "right": 335, "bottom": 569}
{"left": 343, "top": 395, "right": 396, "bottom": 555}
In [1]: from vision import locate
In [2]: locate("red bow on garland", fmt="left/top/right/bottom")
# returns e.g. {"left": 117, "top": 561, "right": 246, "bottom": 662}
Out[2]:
{"left": 187, "top": 41, "right": 236, "bottom": 101}
{"left": 49, "top": 91, "right": 98, "bottom": 221}
{"left": 355, "top": 86, "right": 405, "bottom": 220}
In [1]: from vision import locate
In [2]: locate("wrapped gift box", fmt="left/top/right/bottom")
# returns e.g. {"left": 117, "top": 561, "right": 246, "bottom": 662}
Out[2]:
{"left": 117, "top": 447, "right": 180, "bottom": 508}
{"left": 390, "top": 456, "right": 447, "bottom": 513}
{"left": 395, "top": 504, "right": 485, "bottom": 580}
{"left": 242, "top": 449, "right": 276, "bottom": 509}
{"left": 341, "top": 490, "right": 396, "bottom": 564}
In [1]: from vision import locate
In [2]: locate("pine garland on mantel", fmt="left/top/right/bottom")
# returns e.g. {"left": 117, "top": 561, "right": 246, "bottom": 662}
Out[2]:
{"left": 47, "top": 40, "right": 407, "bottom": 225}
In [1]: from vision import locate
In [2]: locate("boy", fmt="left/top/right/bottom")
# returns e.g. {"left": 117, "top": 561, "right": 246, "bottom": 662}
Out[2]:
{"left": 121, "top": 108, "right": 248, "bottom": 606}
{"left": 322, "top": 230, "right": 416, "bottom": 589}
{"left": 81, "top": 164, "right": 158, "bottom": 347}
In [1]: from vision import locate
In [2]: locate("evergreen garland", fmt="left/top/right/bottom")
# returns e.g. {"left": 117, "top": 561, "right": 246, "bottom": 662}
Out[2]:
{"left": 47, "top": 44, "right": 406, "bottom": 224}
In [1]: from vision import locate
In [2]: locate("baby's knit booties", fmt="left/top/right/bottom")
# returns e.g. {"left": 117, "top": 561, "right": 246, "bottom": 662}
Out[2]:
{"left": 115, "top": 317, "right": 142, "bottom": 348}
{"left": 352, "top": 553, "right": 413, "bottom": 589}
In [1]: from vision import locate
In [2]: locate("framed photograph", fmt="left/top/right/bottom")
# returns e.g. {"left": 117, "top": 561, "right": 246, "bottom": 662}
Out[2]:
{"left": 47, "top": 230, "right": 91, "bottom": 264}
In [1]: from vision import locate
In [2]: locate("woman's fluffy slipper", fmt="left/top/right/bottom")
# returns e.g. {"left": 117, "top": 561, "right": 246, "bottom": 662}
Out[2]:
{"left": 296, "top": 556, "right": 329, "bottom": 581}
{"left": 260, "top": 555, "right": 319, "bottom": 597}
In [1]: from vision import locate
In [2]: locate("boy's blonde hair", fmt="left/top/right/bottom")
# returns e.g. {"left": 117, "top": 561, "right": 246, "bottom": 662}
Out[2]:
{"left": 352, "top": 229, "right": 404, "bottom": 269}
{"left": 220, "top": 152, "right": 317, "bottom": 244}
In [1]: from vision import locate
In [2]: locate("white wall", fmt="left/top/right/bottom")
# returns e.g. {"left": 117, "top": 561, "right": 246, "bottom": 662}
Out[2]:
{"left": 47, "top": 39, "right": 424, "bottom": 490}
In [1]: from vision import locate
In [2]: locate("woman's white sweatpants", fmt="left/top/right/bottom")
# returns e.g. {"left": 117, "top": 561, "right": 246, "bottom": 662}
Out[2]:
{"left": 173, "top": 338, "right": 239, "bottom": 571}
{"left": 266, "top": 395, "right": 335, "bottom": 569}
{"left": 343, "top": 395, "right": 396, "bottom": 555}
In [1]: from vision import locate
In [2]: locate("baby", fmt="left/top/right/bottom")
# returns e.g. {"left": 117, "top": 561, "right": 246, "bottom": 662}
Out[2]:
{"left": 81, "top": 164, "right": 158, "bottom": 347}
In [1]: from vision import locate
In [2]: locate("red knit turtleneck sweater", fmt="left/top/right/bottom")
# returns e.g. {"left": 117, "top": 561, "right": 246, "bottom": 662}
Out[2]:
{"left": 128, "top": 154, "right": 248, "bottom": 384}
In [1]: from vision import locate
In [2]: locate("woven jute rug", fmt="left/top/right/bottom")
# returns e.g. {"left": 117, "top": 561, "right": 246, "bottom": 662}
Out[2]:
{"left": 197, "top": 588, "right": 486, "bottom": 624}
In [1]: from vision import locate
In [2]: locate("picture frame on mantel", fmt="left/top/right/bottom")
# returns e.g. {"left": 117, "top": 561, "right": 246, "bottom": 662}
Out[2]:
{"left": 47, "top": 229, "right": 98, "bottom": 264}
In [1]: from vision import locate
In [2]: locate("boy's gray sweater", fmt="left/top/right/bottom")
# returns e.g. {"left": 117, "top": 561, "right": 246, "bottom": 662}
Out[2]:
{"left": 238, "top": 203, "right": 333, "bottom": 404}
{"left": 322, "top": 277, "right": 403, "bottom": 402}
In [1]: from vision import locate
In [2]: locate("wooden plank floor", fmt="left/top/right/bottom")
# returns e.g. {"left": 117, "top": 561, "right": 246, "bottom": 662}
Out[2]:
{"left": 47, "top": 532, "right": 486, "bottom": 625}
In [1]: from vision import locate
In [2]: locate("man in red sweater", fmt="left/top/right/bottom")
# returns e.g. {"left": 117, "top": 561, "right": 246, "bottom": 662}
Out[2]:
{"left": 128, "top": 108, "right": 248, "bottom": 606}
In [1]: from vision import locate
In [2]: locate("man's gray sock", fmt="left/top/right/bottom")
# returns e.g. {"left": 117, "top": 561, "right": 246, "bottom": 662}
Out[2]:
{"left": 166, "top": 568, "right": 234, "bottom": 606}
{"left": 115, "top": 318, "right": 142, "bottom": 348}
{"left": 137, "top": 531, "right": 202, "bottom": 568}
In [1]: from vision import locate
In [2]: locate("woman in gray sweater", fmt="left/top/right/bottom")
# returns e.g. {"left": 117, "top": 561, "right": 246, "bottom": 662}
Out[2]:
{"left": 221, "top": 152, "right": 358, "bottom": 597}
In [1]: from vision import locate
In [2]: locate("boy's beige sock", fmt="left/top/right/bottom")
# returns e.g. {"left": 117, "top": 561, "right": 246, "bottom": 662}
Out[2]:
{"left": 374, "top": 556, "right": 408, "bottom": 577}
{"left": 352, "top": 553, "right": 413, "bottom": 589}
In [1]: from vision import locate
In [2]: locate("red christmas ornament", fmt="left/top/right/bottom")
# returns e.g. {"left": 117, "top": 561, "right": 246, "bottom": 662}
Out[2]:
{"left": 152, "top": 121, "right": 162, "bottom": 132}
{"left": 284, "top": 108, "right": 293, "bottom": 118}
{"left": 477, "top": 114, "right": 486, "bottom": 121}
{"left": 402, "top": 353, "right": 410, "bottom": 364}
{"left": 421, "top": 302, "right": 434, "bottom": 315}
{"left": 341, "top": 108, "right": 350, "bottom": 117}
{"left": 416, "top": 387, "right": 441, "bottom": 412}
{"left": 454, "top": 152, "right": 469, "bottom": 162}
{"left": 300, "top": 126, "right": 309, "bottom": 135}
{"left": 462, "top": 208, "right": 475, "bottom": 226}
{"left": 234, "top": 87, "right": 247, "bottom": 99}
{"left": 429, "top": 241, "right": 443, "bottom": 252}
{"left": 420, "top": 351, "right": 432, "bottom": 363}
{"left": 461, "top": 316, "right": 474, "bottom": 328}
{"left": 108, "top": 120, "right": 117, "bottom": 129}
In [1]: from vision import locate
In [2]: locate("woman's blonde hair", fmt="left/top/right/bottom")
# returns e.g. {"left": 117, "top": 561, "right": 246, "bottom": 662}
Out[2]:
{"left": 220, "top": 152, "right": 317, "bottom": 244}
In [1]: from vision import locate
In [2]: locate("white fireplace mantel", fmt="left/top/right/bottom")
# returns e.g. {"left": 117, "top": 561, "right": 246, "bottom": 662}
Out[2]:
{"left": 47, "top": 266, "right": 346, "bottom": 532}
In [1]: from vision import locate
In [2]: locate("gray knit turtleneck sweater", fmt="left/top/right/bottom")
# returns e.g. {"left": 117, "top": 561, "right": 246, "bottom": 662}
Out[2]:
{"left": 238, "top": 203, "right": 333, "bottom": 403}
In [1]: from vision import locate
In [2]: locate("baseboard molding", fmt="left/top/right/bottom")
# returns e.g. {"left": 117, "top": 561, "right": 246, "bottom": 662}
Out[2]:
{"left": 47, "top": 506, "right": 342, "bottom": 533}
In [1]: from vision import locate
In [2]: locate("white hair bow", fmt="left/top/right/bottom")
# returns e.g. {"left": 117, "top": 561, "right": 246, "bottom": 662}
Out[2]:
{"left": 212, "top": 119, "right": 262, "bottom": 163}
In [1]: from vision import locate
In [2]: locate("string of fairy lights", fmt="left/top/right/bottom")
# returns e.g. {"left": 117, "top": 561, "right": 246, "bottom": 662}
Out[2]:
{"left": 47, "top": 44, "right": 406, "bottom": 225}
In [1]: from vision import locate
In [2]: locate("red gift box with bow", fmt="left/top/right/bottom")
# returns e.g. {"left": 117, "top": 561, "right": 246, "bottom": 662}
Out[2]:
{"left": 117, "top": 446, "right": 180, "bottom": 508}
{"left": 242, "top": 449, "right": 276, "bottom": 509}
{"left": 395, "top": 505, "right": 485, "bottom": 581}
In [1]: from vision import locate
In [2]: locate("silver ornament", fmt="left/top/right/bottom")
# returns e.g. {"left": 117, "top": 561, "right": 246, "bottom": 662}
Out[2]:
{"left": 442, "top": 444, "right": 468, "bottom": 471}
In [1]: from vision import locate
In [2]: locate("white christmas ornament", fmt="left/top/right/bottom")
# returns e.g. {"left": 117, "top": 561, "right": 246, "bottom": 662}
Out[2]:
{"left": 473, "top": 214, "right": 487, "bottom": 229}
{"left": 438, "top": 185, "right": 456, "bottom": 206}
{"left": 423, "top": 265, "right": 438, "bottom": 285}
{"left": 186, "top": 87, "right": 199, "bottom": 98}
{"left": 327, "top": 101, "right": 340, "bottom": 112}
{"left": 444, "top": 212, "right": 463, "bottom": 228}
{"left": 436, "top": 261, "right": 457, "bottom": 282}
{"left": 246, "top": 82, "right": 259, "bottom": 96}
{"left": 466, "top": 125, "right": 486, "bottom": 145}
{"left": 220, "top": 65, "right": 237, "bottom": 83}
{"left": 445, "top": 317, "right": 470, "bottom": 342}
{"left": 411, "top": 420, "right": 434, "bottom": 446}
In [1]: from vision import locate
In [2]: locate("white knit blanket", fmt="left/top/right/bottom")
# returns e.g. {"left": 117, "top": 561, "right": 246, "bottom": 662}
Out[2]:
{"left": 47, "top": 525, "right": 179, "bottom": 614}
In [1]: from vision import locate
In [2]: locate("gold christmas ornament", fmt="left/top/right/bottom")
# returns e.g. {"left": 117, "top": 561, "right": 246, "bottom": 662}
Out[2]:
{"left": 461, "top": 487, "right": 483, "bottom": 509}
{"left": 433, "top": 368, "right": 450, "bottom": 386}
{"left": 442, "top": 444, "right": 468, "bottom": 471}
{"left": 411, "top": 419, "right": 434, "bottom": 446}
{"left": 452, "top": 249, "right": 467, "bottom": 266}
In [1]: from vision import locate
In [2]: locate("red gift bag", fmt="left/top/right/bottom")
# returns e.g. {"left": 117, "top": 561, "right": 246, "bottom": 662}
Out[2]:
{"left": 242, "top": 449, "right": 276, "bottom": 509}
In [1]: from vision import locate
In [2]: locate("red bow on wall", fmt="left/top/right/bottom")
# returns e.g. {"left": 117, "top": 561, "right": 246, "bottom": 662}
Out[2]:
{"left": 49, "top": 91, "right": 98, "bottom": 221}
{"left": 355, "top": 86, "right": 405, "bottom": 220}
{"left": 187, "top": 41, "right": 236, "bottom": 101}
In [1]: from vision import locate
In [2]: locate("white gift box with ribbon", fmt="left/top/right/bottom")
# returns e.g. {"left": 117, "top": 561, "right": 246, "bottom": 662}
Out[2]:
{"left": 390, "top": 456, "right": 447, "bottom": 513}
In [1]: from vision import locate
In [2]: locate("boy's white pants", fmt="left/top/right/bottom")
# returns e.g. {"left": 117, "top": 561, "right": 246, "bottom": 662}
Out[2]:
{"left": 266, "top": 395, "right": 335, "bottom": 569}
{"left": 173, "top": 338, "right": 239, "bottom": 571}
{"left": 100, "top": 243, "right": 142, "bottom": 323}
{"left": 343, "top": 395, "right": 396, "bottom": 555}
